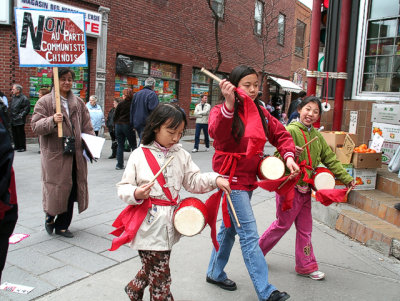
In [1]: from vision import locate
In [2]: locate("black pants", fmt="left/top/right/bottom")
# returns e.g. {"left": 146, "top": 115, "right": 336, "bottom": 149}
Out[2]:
{"left": 11, "top": 124, "right": 26, "bottom": 150}
{"left": 47, "top": 157, "right": 77, "bottom": 230}
{"left": 0, "top": 204, "right": 18, "bottom": 282}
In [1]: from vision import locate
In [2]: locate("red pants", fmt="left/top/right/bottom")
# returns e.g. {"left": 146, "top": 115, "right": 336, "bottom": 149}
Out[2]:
{"left": 259, "top": 189, "right": 318, "bottom": 274}
{"left": 125, "top": 250, "right": 173, "bottom": 301}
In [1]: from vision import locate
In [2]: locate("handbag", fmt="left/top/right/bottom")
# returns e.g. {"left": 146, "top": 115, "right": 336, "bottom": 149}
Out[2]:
{"left": 62, "top": 136, "right": 76, "bottom": 155}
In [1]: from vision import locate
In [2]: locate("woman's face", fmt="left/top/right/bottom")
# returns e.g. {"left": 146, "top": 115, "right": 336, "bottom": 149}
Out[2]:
{"left": 298, "top": 101, "right": 320, "bottom": 126}
{"left": 59, "top": 72, "right": 73, "bottom": 95}
{"left": 237, "top": 74, "right": 259, "bottom": 101}
{"left": 89, "top": 98, "right": 97, "bottom": 106}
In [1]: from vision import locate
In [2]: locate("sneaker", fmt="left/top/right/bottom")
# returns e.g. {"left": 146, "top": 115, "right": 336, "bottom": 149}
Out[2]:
{"left": 192, "top": 149, "right": 198, "bottom": 153}
{"left": 115, "top": 165, "right": 124, "bottom": 170}
{"left": 298, "top": 270, "right": 325, "bottom": 280}
{"left": 205, "top": 147, "right": 209, "bottom": 152}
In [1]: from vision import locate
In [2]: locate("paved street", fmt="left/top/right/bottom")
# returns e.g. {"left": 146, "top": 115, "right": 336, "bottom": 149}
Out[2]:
{"left": 1, "top": 138, "right": 399, "bottom": 301}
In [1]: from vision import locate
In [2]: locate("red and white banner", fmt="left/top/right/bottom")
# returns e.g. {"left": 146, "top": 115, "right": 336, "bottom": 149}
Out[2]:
{"left": 15, "top": 8, "right": 88, "bottom": 67}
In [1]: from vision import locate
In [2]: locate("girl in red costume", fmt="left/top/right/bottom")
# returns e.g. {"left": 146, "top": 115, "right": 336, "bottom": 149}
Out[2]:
{"left": 205, "top": 65, "right": 299, "bottom": 301}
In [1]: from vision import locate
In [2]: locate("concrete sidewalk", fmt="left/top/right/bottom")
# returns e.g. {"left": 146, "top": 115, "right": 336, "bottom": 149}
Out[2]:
{"left": 1, "top": 138, "right": 399, "bottom": 301}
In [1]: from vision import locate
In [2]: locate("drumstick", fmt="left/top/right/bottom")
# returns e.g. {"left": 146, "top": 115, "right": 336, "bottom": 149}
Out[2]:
{"left": 149, "top": 156, "right": 174, "bottom": 184}
{"left": 301, "top": 136, "right": 318, "bottom": 150}
{"left": 226, "top": 193, "right": 241, "bottom": 227}
{"left": 278, "top": 174, "right": 294, "bottom": 190}
{"left": 345, "top": 186, "right": 354, "bottom": 197}
{"left": 200, "top": 68, "right": 222, "bottom": 83}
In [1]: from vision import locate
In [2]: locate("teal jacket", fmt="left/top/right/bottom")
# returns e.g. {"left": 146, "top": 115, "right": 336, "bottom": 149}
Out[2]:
{"left": 276, "top": 122, "right": 353, "bottom": 188}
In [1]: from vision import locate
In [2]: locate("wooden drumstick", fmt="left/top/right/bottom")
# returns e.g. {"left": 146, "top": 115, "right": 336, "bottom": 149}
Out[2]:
{"left": 345, "top": 186, "right": 354, "bottom": 197}
{"left": 226, "top": 193, "right": 241, "bottom": 227}
{"left": 200, "top": 67, "right": 222, "bottom": 83}
{"left": 278, "top": 173, "right": 294, "bottom": 190}
{"left": 301, "top": 136, "right": 318, "bottom": 150}
{"left": 149, "top": 156, "right": 174, "bottom": 184}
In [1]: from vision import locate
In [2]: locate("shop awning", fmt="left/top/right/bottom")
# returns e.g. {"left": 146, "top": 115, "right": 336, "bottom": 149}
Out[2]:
{"left": 269, "top": 76, "right": 303, "bottom": 93}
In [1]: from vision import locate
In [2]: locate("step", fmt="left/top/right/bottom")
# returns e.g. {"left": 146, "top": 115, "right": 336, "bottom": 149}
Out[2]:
{"left": 347, "top": 190, "right": 400, "bottom": 227}
{"left": 335, "top": 208, "right": 400, "bottom": 259}
{"left": 376, "top": 167, "right": 400, "bottom": 198}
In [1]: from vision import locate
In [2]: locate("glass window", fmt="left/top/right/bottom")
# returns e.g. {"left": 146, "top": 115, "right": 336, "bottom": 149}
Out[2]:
{"left": 277, "top": 13, "right": 285, "bottom": 45}
{"left": 254, "top": 0, "right": 264, "bottom": 35}
{"left": 211, "top": 0, "right": 224, "bottom": 19}
{"left": 295, "top": 20, "right": 306, "bottom": 56}
{"left": 361, "top": 1, "right": 400, "bottom": 94}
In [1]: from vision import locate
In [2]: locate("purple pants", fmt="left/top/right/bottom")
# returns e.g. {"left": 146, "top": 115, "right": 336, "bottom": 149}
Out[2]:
{"left": 259, "top": 189, "right": 318, "bottom": 274}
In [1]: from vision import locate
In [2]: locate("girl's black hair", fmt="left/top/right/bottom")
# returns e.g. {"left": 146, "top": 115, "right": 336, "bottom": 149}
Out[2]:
{"left": 51, "top": 68, "right": 75, "bottom": 87}
{"left": 228, "top": 65, "right": 268, "bottom": 142}
{"left": 297, "top": 95, "right": 322, "bottom": 115}
{"left": 141, "top": 103, "right": 187, "bottom": 145}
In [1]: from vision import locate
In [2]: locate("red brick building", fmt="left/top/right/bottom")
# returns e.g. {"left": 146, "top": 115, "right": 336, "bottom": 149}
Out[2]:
{"left": 1, "top": 0, "right": 306, "bottom": 137}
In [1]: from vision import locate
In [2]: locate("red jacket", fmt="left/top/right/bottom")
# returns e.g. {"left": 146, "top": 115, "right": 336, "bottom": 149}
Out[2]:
{"left": 209, "top": 103, "right": 295, "bottom": 190}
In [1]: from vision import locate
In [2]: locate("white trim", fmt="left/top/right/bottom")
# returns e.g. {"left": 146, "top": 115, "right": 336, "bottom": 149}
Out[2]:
{"left": 352, "top": 0, "right": 400, "bottom": 101}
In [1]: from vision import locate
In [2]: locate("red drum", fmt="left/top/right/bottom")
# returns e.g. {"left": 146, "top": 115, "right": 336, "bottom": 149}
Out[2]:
{"left": 311, "top": 167, "right": 335, "bottom": 191}
{"left": 173, "top": 198, "right": 208, "bottom": 237}
{"left": 257, "top": 156, "right": 285, "bottom": 180}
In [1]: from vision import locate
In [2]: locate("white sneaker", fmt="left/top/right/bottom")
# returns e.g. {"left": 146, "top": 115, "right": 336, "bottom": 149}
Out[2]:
{"left": 205, "top": 148, "right": 209, "bottom": 152}
{"left": 192, "top": 149, "right": 198, "bottom": 153}
{"left": 298, "top": 270, "right": 325, "bottom": 280}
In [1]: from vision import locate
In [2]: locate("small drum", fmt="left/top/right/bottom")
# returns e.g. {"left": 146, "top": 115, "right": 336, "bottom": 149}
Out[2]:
{"left": 257, "top": 156, "right": 285, "bottom": 180}
{"left": 311, "top": 167, "right": 335, "bottom": 191}
{"left": 173, "top": 198, "right": 208, "bottom": 237}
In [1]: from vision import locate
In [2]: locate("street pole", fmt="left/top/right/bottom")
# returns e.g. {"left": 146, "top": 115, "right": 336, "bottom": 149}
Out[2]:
{"left": 307, "top": 0, "right": 322, "bottom": 97}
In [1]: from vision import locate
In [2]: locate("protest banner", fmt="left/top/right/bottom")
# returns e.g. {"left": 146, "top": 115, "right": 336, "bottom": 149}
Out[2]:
{"left": 15, "top": 8, "right": 88, "bottom": 136}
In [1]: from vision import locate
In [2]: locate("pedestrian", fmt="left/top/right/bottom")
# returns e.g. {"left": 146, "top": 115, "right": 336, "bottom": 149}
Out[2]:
{"left": 10, "top": 84, "right": 30, "bottom": 152}
{"left": 106, "top": 98, "right": 120, "bottom": 159}
{"left": 0, "top": 90, "right": 8, "bottom": 107}
{"left": 206, "top": 65, "right": 299, "bottom": 301}
{"left": 287, "top": 91, "right": 306, "bottom": 119}
{"left": 110, "top": 103, "right": 231, "bottom": 300}
{"left": 192, "top": 93, "right": 211, "bottom": 153}
{"left": 130, "top": 77, "right": 159, "bottom": 142}
{"left": 86, "top": 95, "right": 105, "bottom": 136}
{"left": 31, "top": 67, "right": 95, "bottom": 238}
{"left": 114, "top": 88, "right": 137, "bottom": 170}
{"left": 0, "top": 97, "right": 17, "bottom": 282}
{"left": 259, "top": 96, "right": 355, "bottom": 281}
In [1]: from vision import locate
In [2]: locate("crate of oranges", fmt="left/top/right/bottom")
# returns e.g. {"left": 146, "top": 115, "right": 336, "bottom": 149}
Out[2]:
{"left": 351, "top": 144, "right": 382, "bottom": 168}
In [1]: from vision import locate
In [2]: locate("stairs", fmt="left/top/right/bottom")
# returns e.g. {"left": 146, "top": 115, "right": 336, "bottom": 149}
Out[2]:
{"left": 312, "top": 167, "right": 400, "bottom": 259}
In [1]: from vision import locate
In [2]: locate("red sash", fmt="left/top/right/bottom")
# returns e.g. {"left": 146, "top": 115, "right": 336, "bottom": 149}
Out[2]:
{"left": 109, "top": 148, "right": 177, "bottom": 251}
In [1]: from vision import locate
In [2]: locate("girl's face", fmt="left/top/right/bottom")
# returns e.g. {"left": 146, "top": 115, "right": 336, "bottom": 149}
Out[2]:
{"left": 238, "top": 74, "right": 259, "bottom": 101}
{"left": 155, "top": 119, "right": 185, "bottom": 148}
{"left": 298, "top": 101, "right": 320, "bottom": 126}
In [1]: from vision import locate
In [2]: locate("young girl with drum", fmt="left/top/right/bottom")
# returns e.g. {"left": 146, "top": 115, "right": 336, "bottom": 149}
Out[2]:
{"left": 111, "top": 103, "right": 230, "bottom": 300}
{"left": 206, "top": 65, "right": 299, "bottom": 301}
{"left": 259, "top": 96, "right": 355, "bottom": 281}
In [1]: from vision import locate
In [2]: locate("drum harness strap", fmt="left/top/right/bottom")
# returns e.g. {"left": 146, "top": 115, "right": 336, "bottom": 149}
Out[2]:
{"left": 299, "top": 129, "right": 315, "bottom": 186}
{"left": 109, "top": 148, "right": 177, "bottom": 251}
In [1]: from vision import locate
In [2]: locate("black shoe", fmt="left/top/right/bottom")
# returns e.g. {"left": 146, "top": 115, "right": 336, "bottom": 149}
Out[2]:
{"left": 108, "top": 155, "right": 116, "bottom": 159}
{"left": 206, "top": 276, "right": 237, "bottom": 291}
{"left": 55, "top": 229, "right": 74, "bottom": 238}
{"left": 394, "top": 203, "right": 400, "bottom": 211}
{"left": 115, "top": 165, "right": 124, "bottom": 170}
{"left": 266, "top": 290, "right": 290, "bottom": 301}
{"left": 45, "top": 221, "right": 55, "bottom": 235}
{"left": 17, "top": 149, "right": 26, "bottom": 152}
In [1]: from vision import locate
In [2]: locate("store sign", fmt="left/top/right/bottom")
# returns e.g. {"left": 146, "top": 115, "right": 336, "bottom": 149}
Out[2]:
{"left": 15, "top": 8, "right": 87, "bottom": 67}
{"left": 17, "top": 0, "right": 101, "bottom": 37}
{"left": 0, "top": 0, "right": 12, "bottom": 25}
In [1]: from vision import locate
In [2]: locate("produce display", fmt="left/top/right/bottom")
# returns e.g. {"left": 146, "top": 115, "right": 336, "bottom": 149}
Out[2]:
{"left": 353, "top": 144, "right": 376, "bottom": 153}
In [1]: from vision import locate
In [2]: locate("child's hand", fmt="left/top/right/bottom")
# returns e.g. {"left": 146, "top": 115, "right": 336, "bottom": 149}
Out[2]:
{"left": 286, "top": 157, "right": 300, "bottom": 178}
{"left": 295, "top": 146, "right": 303, "bottom": 158}
{"left": 346, "top": 180, "right": 356, "bottom": 189}
{"left": 216, "top": 177, "right": 231, "bottom": 195}
{"left": 134, "top": 182, "right": 154, "bottom": 200}
{"left": 219, "top": 79, "right": 236, "bottom": 111}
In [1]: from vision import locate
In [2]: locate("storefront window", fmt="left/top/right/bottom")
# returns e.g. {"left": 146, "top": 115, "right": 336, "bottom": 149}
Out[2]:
{"left": 29, "top": 66, "right": 89, "bottom": 113}
{"left": 361, "top": 0, "right": 400, "bottom": 93}
{"left": 115, "top": 55, "right": 178, "bottom": 103}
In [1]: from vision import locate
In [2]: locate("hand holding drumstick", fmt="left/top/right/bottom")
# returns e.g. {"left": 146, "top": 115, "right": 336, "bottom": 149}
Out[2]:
{"left": 295, "top": 136, "right": 319, "bottom": 158}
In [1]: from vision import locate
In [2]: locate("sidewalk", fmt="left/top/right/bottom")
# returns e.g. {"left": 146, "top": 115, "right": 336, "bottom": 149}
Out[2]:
{"left": 1, "top": 138, "right": 399, "bottom": 301}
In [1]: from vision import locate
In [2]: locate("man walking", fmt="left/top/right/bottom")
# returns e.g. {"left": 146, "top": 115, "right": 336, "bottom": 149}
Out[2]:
{"left": 130, "top": 77, "right": 159, "bottom": 142}
{"left": 10, "top": 84, "right": 30, "bottom": 152}
{"left": 192, "top": 93, "right": 210, "bottom": 153}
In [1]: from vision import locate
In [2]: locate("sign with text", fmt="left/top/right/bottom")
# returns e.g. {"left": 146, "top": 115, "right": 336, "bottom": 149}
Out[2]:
{"left": 17, "top": 0, "right": 101, "bottom": 37}
{"left": 15, "top": 8, "right": 87, "bottom": 67}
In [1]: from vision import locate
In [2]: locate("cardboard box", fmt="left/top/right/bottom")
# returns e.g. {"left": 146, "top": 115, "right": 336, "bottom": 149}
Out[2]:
{"left": 369, "top": 140, "right": 400, "bottom": 165}
{"left": 334, "top": 164, "right": 354, "bottom": 188}
{"left": 353, "top": 169, "right": 377, "bottom": 190}
{"left": 371, "top": 103, "right": 400, "bottom": 125}
{"left": 335, "top": 135, "right": 355, "bottom": 164}
{"left": 371, "top": 122, "right": 400, "bottom": 143}
{"left": 351, "top": 152, "right": 382, "bottom": 169}
{"left": 321, "top": 131, "right": 357, "bottom": 152}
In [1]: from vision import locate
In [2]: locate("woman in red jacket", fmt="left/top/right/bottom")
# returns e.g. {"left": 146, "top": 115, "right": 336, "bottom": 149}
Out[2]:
{"left": 205, "top": 65, "right": 299, "bottom": 301}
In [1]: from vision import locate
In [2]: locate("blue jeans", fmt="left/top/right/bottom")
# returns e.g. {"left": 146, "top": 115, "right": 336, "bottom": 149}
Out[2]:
{"left": 115, "top": 124, "right": 137, "bottom": 168}
{"left": 207, "top": 190, "right": 276, "bottom": 301}
{"left": 194, "top": 123, "right": 209, "bottom": 150}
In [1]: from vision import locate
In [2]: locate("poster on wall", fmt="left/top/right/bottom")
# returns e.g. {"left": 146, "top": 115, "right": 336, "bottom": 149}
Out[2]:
{"left": 15, "top": 8, "right": 88, "bottom": 67}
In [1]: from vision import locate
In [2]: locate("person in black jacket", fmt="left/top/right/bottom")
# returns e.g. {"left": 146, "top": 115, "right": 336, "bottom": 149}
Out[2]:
{"left": 106, "top": 98, "right": 121, "bottom": 159}
{"left": 10, "top": 84, "right": 30, "bottom": 152}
